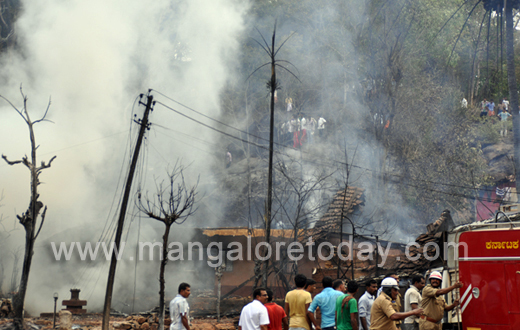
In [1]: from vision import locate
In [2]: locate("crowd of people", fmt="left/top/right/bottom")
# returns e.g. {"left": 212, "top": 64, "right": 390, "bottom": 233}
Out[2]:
{"left": 167, "top": 271, "right": 463, "bottom": 330}
{"left": 280, "top": 115, "right": 327, "bottom": 148}
{"left": 479, "top": 98, "right": 513, "bottom": 136}
{"left": 234, "top": 270, "right": 462, "bottom": 330}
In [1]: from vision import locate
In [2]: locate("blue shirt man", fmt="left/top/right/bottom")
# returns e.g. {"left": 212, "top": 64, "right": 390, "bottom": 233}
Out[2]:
{"left": 307, "top": 277, "right": 344, "bottom": 330}
{"left": 358, "top": 280, "right": 377, "bottom": 330}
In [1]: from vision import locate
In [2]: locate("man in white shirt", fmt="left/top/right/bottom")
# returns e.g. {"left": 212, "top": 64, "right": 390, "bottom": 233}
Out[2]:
{"left": 170, "top": 283, "right": 191, "bottom": 330}
{"left": 239, "top": 288, "right": 270, "bottom": 330}
{"left": 317, "top": 116, "right": 326, "bottom": 139}
{"left": 503, "top": 98, "right": 509, "bottom": 111}
{"left": 358, "top": 279, "right": 377, "bottom": 330}
{"left": 402, "top": 275, "right": 425, "bottom": 330}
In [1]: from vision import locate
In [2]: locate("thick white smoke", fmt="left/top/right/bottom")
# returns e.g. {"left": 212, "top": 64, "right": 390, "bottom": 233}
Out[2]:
{"left": 0, "top": 0, "right": 249, "bottom": 314}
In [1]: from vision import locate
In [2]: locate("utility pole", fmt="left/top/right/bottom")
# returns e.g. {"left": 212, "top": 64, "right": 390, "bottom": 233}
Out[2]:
{"left": 263, "top": 27, "right": 277, "bottom": 289}
{"left": 375, "top": 236, "right": 379, "bottom": 277}
{"left": 505, "top": 0, "right": 520, "bottom": 195}
{"left": 101, "top": 92, "right": 154, "bottom": 330}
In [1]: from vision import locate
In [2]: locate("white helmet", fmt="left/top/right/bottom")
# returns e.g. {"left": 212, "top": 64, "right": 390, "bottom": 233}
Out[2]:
{"left": 381, "top": 277, "right": 399, "bottom": 289}
{"left": 429, "top": 271, "right": 443, "bottom": 281}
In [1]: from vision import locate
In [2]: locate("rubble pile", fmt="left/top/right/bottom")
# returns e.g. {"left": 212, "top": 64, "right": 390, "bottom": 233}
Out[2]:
{"left": 113, "top": 314, "right": 167, "bottom": 330}
{"left": 0, "top": 315, "right": 238, "bottom": 330}
{"left": 112, "top": 316, "right": 237, "bottom": 330}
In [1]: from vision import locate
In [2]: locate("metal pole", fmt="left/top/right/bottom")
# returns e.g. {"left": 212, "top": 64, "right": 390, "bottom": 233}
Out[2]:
{"left": 53, "top": 292, "right": 58, "bottom": 329}
{"left": 351, "top": 225, "right": 355, "bottom": 281}
{"left": 375, "top": 236, "right": 379, "bottom": 277}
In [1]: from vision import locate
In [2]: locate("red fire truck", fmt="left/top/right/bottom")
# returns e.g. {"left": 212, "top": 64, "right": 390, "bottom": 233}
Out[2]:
{"left": 445, "top": 217, "right": 520, "bottom": 330}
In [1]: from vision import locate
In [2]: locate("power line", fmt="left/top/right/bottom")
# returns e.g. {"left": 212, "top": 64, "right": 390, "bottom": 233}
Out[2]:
{"left": 152, "top": 98, "right": 499, "bottom": 195}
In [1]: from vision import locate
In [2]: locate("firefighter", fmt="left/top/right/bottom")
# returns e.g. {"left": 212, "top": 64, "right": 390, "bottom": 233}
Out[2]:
{"left": 418, "top": 271, "right": 462, "bottom": 330}
{"left": 370, "top": 278, "right": 423, "bottom": 330}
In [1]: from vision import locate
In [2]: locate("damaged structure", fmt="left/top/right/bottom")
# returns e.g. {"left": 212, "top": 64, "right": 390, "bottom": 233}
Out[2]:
{"left": 62, "top": 289, "right": 87, "bottom": 314}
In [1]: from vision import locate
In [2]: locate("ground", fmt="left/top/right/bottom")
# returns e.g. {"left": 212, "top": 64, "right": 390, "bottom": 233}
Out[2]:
{"left": 0, "top": 315, "right": 238, "bottom": 330}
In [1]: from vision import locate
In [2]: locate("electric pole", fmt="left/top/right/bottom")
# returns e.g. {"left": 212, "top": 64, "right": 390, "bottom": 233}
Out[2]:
{"left": 263, "top": 27, "right": 277, "bottom": 289}
{"left": 102, "top": 91, "right": 154, "bottom": 330}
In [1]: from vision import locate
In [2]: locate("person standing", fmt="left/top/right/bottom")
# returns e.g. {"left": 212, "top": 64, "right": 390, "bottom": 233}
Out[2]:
{"left": 286, "top": 97, "right": 293, "bottom": 112}
{"left": 377, "top": 273, "right": 402, "bottom": 329}
{"left": 402, "top": 276, "right": 425, "bottom": 330}
{"left": 358, "top": 279, "right": 377, "bottom": 330}
{"left": 285, "top": 274, "right": 313, "bottom": 330}
{"left": 488, "top": 99, "right": 495, "bottom": 116}
{"left": 307, "top": 277, "right": 344, "bottom": 330}
{"left": 305, "top": 279, "right": 317, "bottom": 295}
{"left": 265, "top": 289, "right": 288, "bottom": 330}
{"left": 308, "top": 117, "right": 317, "bottom": 144}
{"left": 418, "top": 271, "right": 462, "bottom": 330}
{"left": 291, "top": 116, "right": 300, "bottom": 148}
{"left": 317, "top": 116, "right": 326, "bottom": 139}
{"left": 499, "top": 110, "right": 511, "bottom": 136}
{"left": 333, "top": 279, "right": 346, "bottom": 293}
{"left": 370, "top": 278, "right": 423, "bottom": 330}
{"left": 299, "top": 115, "right": 307, "bottom": 145}
{"left": 503, "top": 97, "right": 509, "bottom": 111}
{"left": 170, "top": 283, "right": 191, "bottom": 330}
{"left": 225, "top": 150, "right": 232, "bottom": 168}
{"left": 335, "top": 281, "right": 359, "bottom": 330}
{"left": 239, "top": 288, "right": 270, "bottom": 330}
{"left": 287, "top": 119, "right": 294, "bottom": 146}
{"left": 480, "top": 99, "right": 488, "bottom": 117}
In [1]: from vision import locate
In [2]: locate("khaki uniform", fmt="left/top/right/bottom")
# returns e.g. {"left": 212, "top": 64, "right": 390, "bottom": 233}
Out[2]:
{"left": 392, "top": 292, "right": 402, "bottom": 328}
{"left": 370, "top": 292, "right": 397, "bottom": 330}
{"left": 419, "top": 285, "right": 446, "bottom": 330}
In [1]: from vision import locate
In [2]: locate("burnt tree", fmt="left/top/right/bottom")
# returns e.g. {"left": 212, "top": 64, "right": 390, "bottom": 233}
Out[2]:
{"left": 137, "top": 164, "right": 198, "bottom": 330}
{"left": 250, "top": 23, "right": 299, "bottom": 289}
{"left": 1, "top": 88, "right": 56, "bottom": 330}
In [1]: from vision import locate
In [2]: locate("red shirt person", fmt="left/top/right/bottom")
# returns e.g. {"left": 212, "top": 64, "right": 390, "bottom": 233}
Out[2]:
{"left": 265, "top": 289, "right": 288, "bottom": 330}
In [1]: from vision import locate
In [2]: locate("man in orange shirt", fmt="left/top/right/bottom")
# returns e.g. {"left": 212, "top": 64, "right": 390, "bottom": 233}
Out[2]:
{"left": 265, "top": 289, "right": 288, "bottom": 330}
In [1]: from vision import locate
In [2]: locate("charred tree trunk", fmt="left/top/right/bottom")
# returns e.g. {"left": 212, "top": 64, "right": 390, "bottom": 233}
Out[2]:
{"left": 215, "top": 265, "right": 223, "bottom": 322}
{"left": 1, "top": 92, "right": 55, "bottom": 330}
{"left": 158, "top": 224, "right": 171, "bottom": 330}
{"left": 264, "top": 28, "right": 277, "bottom": 289}
{"left": 137, "top": 164, "right": 197, "bottom": 330}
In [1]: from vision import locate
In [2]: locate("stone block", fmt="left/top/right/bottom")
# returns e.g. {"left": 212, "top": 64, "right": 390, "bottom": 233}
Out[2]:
{"left": 58, "top": 310, "right": 72, "bottom": 330}
{"left": 197, "top": 323, "right": 216, "bottom": 330}
{"left": 215, "top": 324, "right": 235, "bottom": 330}
{"left": 113, "top": 322, "right": 133, "bottom": 330}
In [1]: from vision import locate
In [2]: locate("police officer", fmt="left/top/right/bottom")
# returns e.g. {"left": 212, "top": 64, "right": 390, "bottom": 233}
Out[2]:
{"left": 370, "top": 278, "right": 423, "bottom": 330}
{"left": 419, "top": 271, "right": 462, "bottom": 330}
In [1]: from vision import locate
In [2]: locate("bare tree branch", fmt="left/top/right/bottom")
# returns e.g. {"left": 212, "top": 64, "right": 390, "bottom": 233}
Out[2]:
{"left": 2, "top": 155, "right": 22, "bottom": 165}
{"left": 39, "top": 155, "right": 57, "bottom": 171}
{"left": 136, "top": 163, "right": 198, "bottom": 330}
{"left": 33, "top": 97, "right": 52, "bottom": 124}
